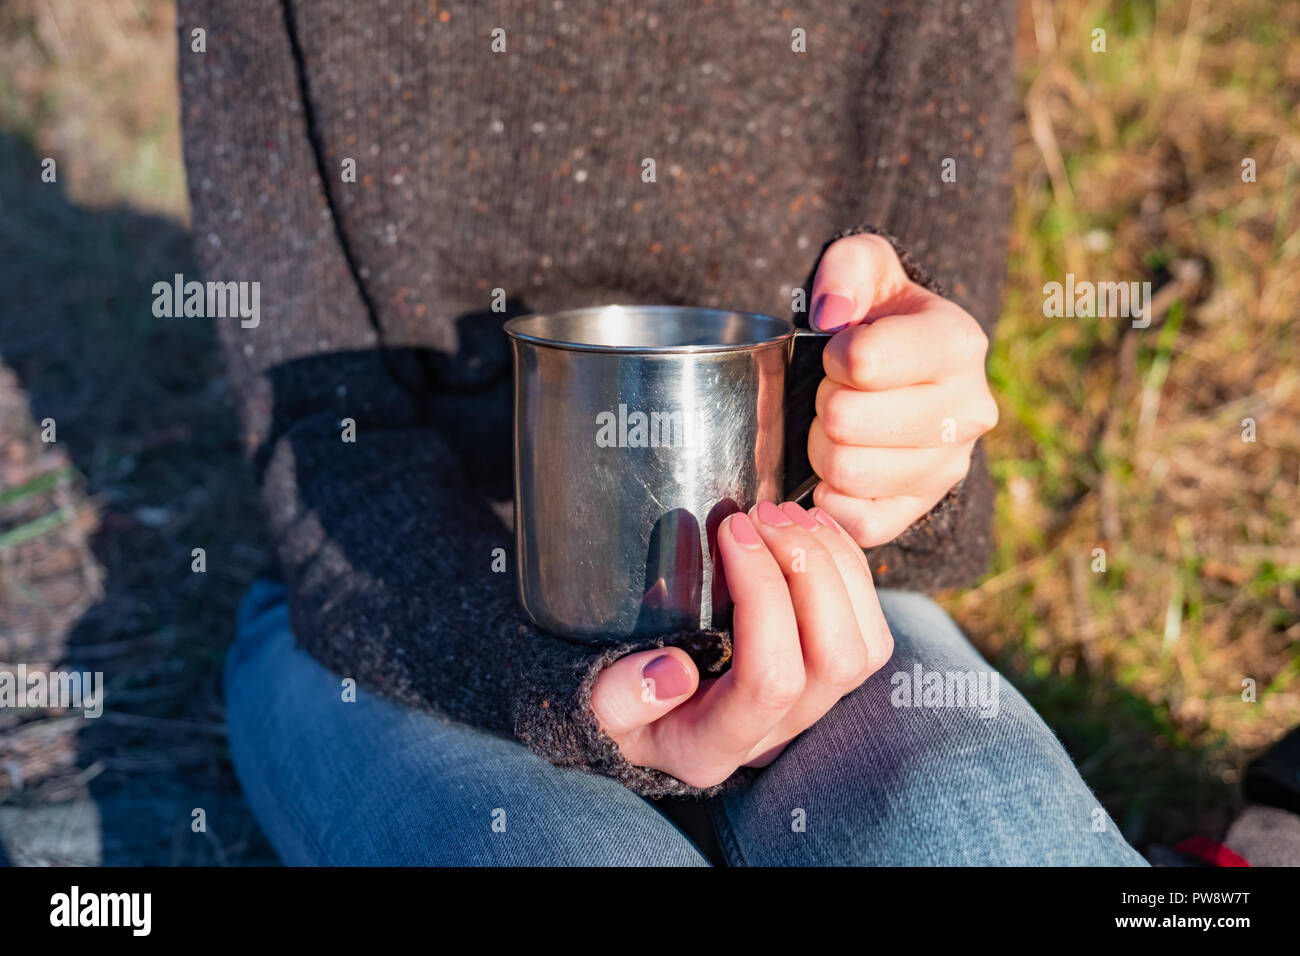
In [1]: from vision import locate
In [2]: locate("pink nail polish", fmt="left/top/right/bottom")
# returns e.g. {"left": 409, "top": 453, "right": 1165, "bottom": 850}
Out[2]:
{"left": 806, "top": 504, "right": 847, "bottom": 535}
{"left": 642, "top": 655, "right": 692, "bottom": 700}
{"left": 811, "top": 292, "right": 854, "bottom": 332}
{"left": 728, "top": 512, "right": 763, "bottom": 548}
{"left": 756, "top": 500, "right": 793, "bottom": 526}
{"left": 780, "top": 501, "right": 819, "bottom": 530}
{"left": 811, "top": 507, "right": 840, "bottom": 530}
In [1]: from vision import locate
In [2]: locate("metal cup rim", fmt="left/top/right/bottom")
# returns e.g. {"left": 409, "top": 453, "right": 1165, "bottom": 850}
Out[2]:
{"left": 503, "top": 304, "right": 796, "bottom": 355}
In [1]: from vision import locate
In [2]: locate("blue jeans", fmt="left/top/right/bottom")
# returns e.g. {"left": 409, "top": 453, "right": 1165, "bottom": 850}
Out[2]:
{"left": 226, "top": 580, "right": 1147, "bottom": 866}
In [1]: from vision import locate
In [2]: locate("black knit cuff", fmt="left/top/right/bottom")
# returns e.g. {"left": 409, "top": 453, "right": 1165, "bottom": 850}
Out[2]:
{"left": 512, "top": 624, "right": 758, "bottom": 799}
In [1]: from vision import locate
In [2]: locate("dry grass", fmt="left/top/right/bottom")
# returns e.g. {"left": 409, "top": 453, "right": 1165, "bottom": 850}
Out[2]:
{"left": 946, "top": 0, "right": 1300, "bottom": 844}
{"left": 0, "top": 0, "right": 1296, "bottom": 860}
{"left": 0, "top": 0, "right": 272, "bottom": 864}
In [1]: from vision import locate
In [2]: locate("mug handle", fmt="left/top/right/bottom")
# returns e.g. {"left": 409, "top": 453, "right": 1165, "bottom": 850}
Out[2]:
{"left": 783, "top": 327, "right": 834, "bottom": 504}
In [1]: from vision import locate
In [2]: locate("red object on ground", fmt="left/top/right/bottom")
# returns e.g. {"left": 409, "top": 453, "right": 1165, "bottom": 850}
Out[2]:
{"left": 1174, "top": 836, "right": 1253, "bottom": 867}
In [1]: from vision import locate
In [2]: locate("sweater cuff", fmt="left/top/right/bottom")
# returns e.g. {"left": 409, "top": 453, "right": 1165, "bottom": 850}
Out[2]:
{"left": 512, "top": 624, "right": 758, "bottom": 799}
{"left": 867, "top": 439, "right": 996, "bottom": 590}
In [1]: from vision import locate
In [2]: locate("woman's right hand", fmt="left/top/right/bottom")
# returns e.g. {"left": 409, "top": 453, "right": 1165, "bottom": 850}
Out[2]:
{"left": 589, "top": 500, "right": 894, "bottom": 789}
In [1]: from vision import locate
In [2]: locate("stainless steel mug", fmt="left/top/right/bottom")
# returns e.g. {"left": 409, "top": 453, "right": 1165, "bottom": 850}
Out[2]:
{"left": 506, "top": 305, "right": 831, "bottom": 643}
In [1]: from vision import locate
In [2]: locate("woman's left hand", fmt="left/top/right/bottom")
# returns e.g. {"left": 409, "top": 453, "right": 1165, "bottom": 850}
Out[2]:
{"left": 805, "top": 233, "right": 999, "bottom": 548}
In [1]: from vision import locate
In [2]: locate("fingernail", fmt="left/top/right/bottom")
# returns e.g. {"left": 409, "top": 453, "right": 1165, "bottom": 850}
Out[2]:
{"left": 756, "top": 500, "right": 793, "bottom": 526}
{"left": 780, "top": 501, "right": 819, "bottom": 530}
{"left": 811, "top": 292, "right": 854, "bottom": 332}
{"left": 728, "top": 512, "right": 763, "bottom": 548}
{"left": 811, "top": 507, "right": 840, "bottom": 530}
{"left": 806, "top": 509, "right": 847, "bottom": 538}
{"left": 641, "top": 655, "right": 692, "bottom": 701}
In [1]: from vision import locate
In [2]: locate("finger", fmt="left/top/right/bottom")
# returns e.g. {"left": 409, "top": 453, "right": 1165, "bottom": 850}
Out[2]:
{"left": 812, "top": 482, "right": 950, "bottom": 549}
{"left": 737, "top": 501, "right": 874, "bottom": 768}
{"left": 808, "top": 233, "right": 914, "bottom": 332}
{"left": 815, "top": 377, "right": 998, "bottom": 448}
{"left": 778, "top": 500, "right": 884, "bottom": 670}
{"left": 590, "top": 647, "right": 699, "bottom": 740}
{"left": 805, "top": 505, "right": 893, "bottom": 673}
{"left": 748, "top": 501, "right": 869, "bottom": 698}
{"left": 674, "top": 512, "right": 804, "bottom": 758}
{"left": 809, "top": 419, "right": 975, "bottom": 499}
{"left": 806, "top": 504, "right": 870, "bottom": 573}
{"left": 824, "top": 301, "right": 988, "bottom": 390}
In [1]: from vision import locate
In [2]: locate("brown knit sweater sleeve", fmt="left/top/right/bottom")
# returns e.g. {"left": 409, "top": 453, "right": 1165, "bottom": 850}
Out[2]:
{"left": 178, "top": 0, "right": 1012, "bottom": 799}
{"left": 176, "top": 0, "right": 743, "bottom": 798}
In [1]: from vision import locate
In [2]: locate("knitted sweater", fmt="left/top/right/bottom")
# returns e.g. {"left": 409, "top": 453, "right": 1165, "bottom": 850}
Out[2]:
{"left": 177, "top": 0, "right": 1015, "bottom": 797}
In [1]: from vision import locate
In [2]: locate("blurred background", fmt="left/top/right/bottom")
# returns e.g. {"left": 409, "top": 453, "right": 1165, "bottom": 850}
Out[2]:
{"left": 0, "top": 0, "right": 1296, "bottom": 864}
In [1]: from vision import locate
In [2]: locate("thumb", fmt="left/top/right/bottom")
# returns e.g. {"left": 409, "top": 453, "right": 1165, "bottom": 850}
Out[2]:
{"left": 809, "top": 233, "right": 911, "bottom": 331}
{"left": 590, "top": 647, "right": 699, "bottom": 738}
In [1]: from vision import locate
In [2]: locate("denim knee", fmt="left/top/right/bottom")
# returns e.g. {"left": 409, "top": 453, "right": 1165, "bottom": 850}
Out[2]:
{"left": 714, "top": 590, "right": 1147, "bottom": 865}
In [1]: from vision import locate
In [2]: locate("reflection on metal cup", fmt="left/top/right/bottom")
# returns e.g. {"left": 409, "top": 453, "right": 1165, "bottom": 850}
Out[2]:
{"left": 506, "top": 305, "right": 828, "bottom": 643}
